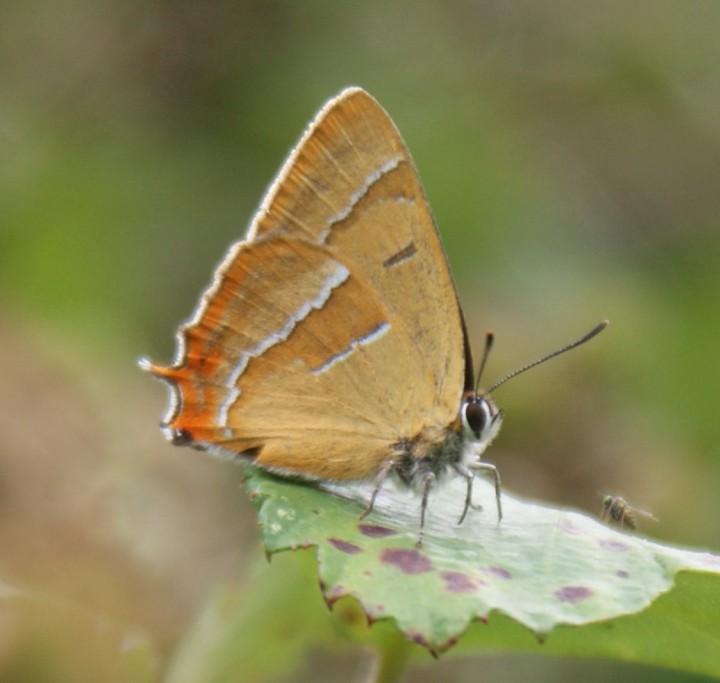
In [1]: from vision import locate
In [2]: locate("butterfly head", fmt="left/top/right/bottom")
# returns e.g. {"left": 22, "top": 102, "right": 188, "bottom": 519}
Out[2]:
{"left": 460, "top": 391, "right": 503, "bottom": 453}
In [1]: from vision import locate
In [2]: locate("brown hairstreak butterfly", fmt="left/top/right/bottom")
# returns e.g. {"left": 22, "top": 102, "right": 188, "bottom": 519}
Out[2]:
{"left": 141, "top": 88, "right": 606, "bottom": 544}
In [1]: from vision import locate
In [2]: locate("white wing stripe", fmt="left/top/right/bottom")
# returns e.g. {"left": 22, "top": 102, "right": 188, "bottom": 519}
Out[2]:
{"left": 218, "top": 263, "right": 351, "bottom": 427}
{"left": 310, "top": 321, "right": 391, "bottom": 376}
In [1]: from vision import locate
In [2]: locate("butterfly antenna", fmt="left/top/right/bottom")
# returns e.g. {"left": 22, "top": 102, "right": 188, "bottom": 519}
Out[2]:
{"left": 474, "top": 331, "right": 495, "bottom": 393}
{"left": 486, "top": 320, "right": 608, "bottom": 395}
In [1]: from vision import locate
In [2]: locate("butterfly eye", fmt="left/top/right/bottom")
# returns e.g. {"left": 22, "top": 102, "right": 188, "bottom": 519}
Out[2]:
{"left": 462, "top": 398, "right": 491, "bottom": 439}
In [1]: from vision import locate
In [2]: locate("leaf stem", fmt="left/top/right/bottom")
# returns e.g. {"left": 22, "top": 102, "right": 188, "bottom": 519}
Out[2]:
{"left": 367, "top": 632, "right": 413, "bottom": 683}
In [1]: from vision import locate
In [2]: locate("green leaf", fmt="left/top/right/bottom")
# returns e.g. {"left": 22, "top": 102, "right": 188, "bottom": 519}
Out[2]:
{"left": 244, "top": 466, "right": 720, "bottom": 674}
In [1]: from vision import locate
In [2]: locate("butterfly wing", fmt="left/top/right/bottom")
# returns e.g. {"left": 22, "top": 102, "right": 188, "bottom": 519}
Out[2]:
{"left": 250, "top": 88, "right": 470, "bottom": 400}
{"left": 143, "top": 88, "right": 468, "bottom": 481}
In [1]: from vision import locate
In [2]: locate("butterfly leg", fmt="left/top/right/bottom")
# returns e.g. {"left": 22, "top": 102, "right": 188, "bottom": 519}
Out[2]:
{"left": 468, "top": 461, "right": 503, "bottom": 524}
{"left": 359, "top": 459, "right": 394, "bottom": 520}
{"left": 416, "top": 471, "right": 436, "bottom": 547}
{"left": 453, "top": 463, "right": 477, "bottom": 525}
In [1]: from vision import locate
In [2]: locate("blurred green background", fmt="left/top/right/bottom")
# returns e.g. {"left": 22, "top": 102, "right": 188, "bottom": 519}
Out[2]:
{"left": 2, "top": 1, "right": 719, "bottom": 681}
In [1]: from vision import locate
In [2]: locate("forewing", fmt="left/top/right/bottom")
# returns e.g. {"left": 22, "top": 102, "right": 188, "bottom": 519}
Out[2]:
{"left": 249, "top": 88, "right": 467, "bottom": 415}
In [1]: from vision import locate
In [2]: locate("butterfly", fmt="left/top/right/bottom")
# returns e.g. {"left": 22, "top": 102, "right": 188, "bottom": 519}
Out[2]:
{"left": 141, "top": 87, "right": 606, "bottom": 544}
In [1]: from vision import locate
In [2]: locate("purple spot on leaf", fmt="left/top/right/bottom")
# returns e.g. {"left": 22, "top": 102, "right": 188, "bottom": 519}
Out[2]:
{"left": 380, "top": 548, "right": 433, "bottom": 574}
{"left": 408, "top": 630, "right": 430, "bottom": 647}
{"left": 557, "top": 519, "right": 584, "bottom": 535}
{"left": 599, "top": 538, "right": 630, "bottom": 552}
{"left": 616, "top": 569, "right": 629, "bottom": 578}
{"left": 440, "top": 570, "right": 481, "bottom": 593}
{"left": 358, "top": 524, "right": 397, "bottom": 538}
{"left": 323, "top": 583, "right": 347, "bottom": 607}
{"left": 328, "top": 537, "right": 362, "bottom": 554}
{"left": 555, "top": 585, "right": 593, "bottom": 603}
{"left": 481, "top": 566, "right": 512, "bottom": 580}
{"left": 332, "top": 584, "right": 346, "bottom": 598}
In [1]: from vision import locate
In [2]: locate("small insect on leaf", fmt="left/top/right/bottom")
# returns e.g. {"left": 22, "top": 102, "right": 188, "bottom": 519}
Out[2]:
{"left": 601, "top": 495, "right": 658, "bottom": 530}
